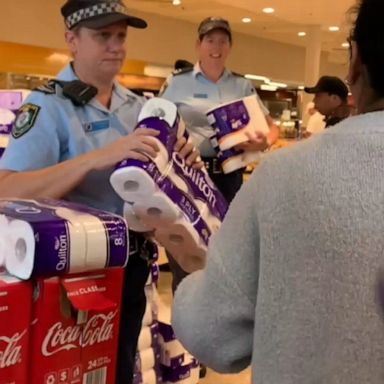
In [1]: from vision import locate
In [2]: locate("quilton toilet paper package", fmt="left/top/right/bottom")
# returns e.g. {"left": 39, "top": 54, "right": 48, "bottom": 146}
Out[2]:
{"left": 0, "top": 198, "right": 129, "bottom": 279}
{"left": 30, "top": 269, "right": 123, "bottom": 384}
{"left": 111, "top": 99, "right": 228, "bottom": 273}
{"left": 0, "top": 90, "right": 30, "bottom": 159}
{"left": 0, "top": 275, "right": 32, "bottom": 384}
{"left": 206, "top": 94, "right": 270, "bottom": 151}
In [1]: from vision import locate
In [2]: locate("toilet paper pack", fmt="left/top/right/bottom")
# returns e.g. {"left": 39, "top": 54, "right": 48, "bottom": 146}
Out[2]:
{"left": 29, "top": 269, "right": 124, "bottom": 384}
{"left": 111, "top": 103, "right": 228, "bottom": 272}
{"left": 138, "top": 323, "right": 160, "bottom": 351}
{"left": 0, "top": 90, "right": 26, "bottom": 135}
{"left": 161, "top": 357, "right": 199, "bottom": 384}
{"left": 158, "top": 321, "right": 186, "bottom": 369}
{"left": 133, "top": 367, "right": 162, "bottom": 384}
{"left": 0, "top": 199, "right": 129, "bottom": 279}
{"left": 0, "top": 275, "right": 32, "bottom": 384}
{"left": 206, "top": 94, "right": 270, "bottom": 151}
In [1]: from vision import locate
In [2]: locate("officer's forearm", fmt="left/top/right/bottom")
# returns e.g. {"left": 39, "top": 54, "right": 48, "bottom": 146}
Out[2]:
{"left": 0, "top": 154, "right": 94, "bottom": 200}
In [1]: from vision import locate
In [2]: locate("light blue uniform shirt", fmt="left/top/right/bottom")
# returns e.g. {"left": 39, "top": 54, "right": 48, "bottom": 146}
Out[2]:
{"left": 161, "top": 62, "right": 269, "bottom": 157}
{"left": 0, "top": 64, "right": 145, "bottom": 214}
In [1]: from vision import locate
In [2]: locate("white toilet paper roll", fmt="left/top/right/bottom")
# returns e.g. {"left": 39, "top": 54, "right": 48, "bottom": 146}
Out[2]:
{"left": 123, "top": 203, "right": 153, "bottom": 233}
{"left": 155, "top": 222, "right": 207, "bottom": 273}
{"left": 56, "top": 208, "right": 107, "bottom": 270}
{"left": 0, "top": 215, "right": 9, "bottom": 267}
{"left": 221, "top": 150, "right": 260, "bottom": 174}
{"left": 133, "top": 193, "right": 180, "bottom": 227}
{"left": 0, "top": 134, "right": 9, "bottom": 149}
{"left": 136, "top": 348, "right": 156, "bottom": 372}
{"left": 141, "top": 369, "right": 157, "bottom": 384}
{"left": 0, "top": 108, "right": 15, "bottom": 125}
{"left": 142, "top": 302, "right": 154, "bottom": 327}
{"left": 138, "top": 326, "right": 153, "bottom": 351}
{"left": 138, "top": 97, "right": 178, "bottom": 129}
{"left": 110, "top": 167, "right": 157, "bottom": 203}
{"left": 5, "top": 219, "right": 35, "bottom": 280}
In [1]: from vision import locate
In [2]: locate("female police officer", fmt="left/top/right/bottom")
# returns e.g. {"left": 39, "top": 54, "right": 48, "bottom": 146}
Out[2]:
{"left": 160, "top": 17, "right": 279, "bottom": 294}
{"left": 0, "top": 1, "right": 200, "bottom": 383}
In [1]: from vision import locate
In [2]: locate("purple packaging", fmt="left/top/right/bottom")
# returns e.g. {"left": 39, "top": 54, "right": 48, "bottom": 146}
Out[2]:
{"left": 158, "top": 322, "right": 176, "bottom": 343}
{"left": 206, "top": 98, "right": 250, "bottom": 141}
{"left": 0, "top": 198, "right": 129, "bottom": 279}
{"left": 0, "top": 91, "right": 23, "bottom": 135}
{"left": 38, "top": 198, "right": 129, "bottom": 268}
{"left": 134, "top": 345, "right": 161, "bottom": 373}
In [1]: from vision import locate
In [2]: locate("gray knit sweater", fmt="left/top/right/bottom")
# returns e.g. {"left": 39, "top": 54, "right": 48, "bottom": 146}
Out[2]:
{"left": 172, "top": 111, "right": 384, "bottom": 384}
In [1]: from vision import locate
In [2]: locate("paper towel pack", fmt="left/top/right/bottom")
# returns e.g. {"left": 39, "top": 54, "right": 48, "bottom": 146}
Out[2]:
{"left": 111, "top": 102, "right": 228, "bottom": 272}
{"left": 0, "top": 199, "right": 129, "bottom": 279}
{"left": 206, "top": 94, "right": 270, "bottom": 151}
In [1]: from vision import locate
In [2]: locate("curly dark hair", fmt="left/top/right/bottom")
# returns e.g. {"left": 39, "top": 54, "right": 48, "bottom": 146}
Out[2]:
{"left": 350, "top": 0, "right": 384, "bottom": 97}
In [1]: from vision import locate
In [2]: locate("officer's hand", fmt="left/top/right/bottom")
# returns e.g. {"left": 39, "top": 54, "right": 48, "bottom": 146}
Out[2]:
{"left": 174, "top": 137, "right": 204, "bottom": 169}
{"left": 236, "top": 131, "right": 269, "bottom": 152}
{"left": 92, "top": 128, "right": 160, "bottom": 170}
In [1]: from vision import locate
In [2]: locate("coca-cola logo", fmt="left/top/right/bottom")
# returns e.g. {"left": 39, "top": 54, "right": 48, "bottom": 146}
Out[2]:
{"left": 0, "top": 330, "right": 26, "bottom": 369}
{"left": 41, "top": 311, "right": 116, "bottom": 357}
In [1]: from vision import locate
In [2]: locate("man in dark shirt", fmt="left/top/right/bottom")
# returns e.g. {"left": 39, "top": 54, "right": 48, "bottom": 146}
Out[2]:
{"left": 305, "top": 76, "right": 351, "bottom": 128}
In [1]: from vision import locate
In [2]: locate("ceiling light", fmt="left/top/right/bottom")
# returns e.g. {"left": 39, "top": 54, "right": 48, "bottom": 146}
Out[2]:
{"left": 245, "top": 74, "right": 270, "bottom": 82}
{"left": 172, "top": 0, "right": 181, "bottom": 5}
{"left": 262, "top": 7, "right": 275, "bottom": 14}
{"left": 267, "top": 81, "right": 287, "bottom": 88}
{"left": 298, "top": 32, "right": 306, "bottom": 37}
{"left": 242, "top": 17, "right": 252, "bottom": 23}
{"left": 298, "top": 85, "right": 305, "bottom": 90}
{"left": 261, "top": 84, "right": 277, "bottom": 91}
{"left": 329, "top": 26, "right": 339, "bottom": 32}
{"left": 341, "top": 42, "right": 350, "bottom": 48}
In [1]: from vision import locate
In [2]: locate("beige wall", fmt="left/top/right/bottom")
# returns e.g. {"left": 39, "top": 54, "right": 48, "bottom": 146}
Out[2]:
{"left": 0, "top": 1, "right": 347, "bottom": 84}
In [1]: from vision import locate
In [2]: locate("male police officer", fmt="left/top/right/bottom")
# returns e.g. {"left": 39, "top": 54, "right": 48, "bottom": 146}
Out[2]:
{"left": 305, "top": 76, "right": 351, "bottom": 128}
{"left": 0, "top": 1, "right": 200, "bottom": 383}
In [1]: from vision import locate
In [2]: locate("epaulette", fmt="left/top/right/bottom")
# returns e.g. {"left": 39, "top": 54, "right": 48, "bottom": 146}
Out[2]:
{"left": 35, "top": 80, "right": 97, "bottom": 106}
{"left": 231, "top": 71, "right": 245, "bottom": 78}
{"left": 172, "top": 67, "right": 193, "bottom": 76}
{"left": 34, "top": 80, "right": 57, "bottom": 94}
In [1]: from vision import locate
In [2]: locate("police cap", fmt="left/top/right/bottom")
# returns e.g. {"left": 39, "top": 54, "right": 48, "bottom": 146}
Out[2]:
{"left": 61, "top": 0, "right": 147, "bottom": 30}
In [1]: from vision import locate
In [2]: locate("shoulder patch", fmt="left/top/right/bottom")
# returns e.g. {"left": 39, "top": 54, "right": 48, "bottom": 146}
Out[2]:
{"left": 34, "top": 80, "right": 57, "bottom": 95}
{"left": 12, "top": 103, "right": 41, "bottom": 139}
{"left": 172, "top": 67, "right": 193, "bottom": 76}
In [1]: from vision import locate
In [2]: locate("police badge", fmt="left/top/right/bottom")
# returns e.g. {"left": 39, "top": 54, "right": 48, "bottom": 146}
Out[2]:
{"left": 12, "top": 103, "right": 41, "bottom": 139}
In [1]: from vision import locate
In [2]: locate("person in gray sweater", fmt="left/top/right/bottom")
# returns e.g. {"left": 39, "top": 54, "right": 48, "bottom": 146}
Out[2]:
{"left": 171, "top": 0, "right": 384, "bottom": 383}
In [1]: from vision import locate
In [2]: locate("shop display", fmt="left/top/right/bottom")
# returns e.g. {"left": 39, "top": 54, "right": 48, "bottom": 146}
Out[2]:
{"left": 29, "top": 269, "right": 124, "bottom": 384}
{"left": 0, "top": 275, "right": 32, "bottom": 384}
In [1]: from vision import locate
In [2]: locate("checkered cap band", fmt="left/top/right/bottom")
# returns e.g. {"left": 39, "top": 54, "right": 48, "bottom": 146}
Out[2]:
{"left": 65, "top": 2, "right": 128, "bottom": 29}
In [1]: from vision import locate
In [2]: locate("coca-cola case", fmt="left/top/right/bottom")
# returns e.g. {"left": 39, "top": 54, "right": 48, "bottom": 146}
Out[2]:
{"left": 0, "top": 275, "right": 32, "bottom": 384}
{"left": 30, "top": 269, "right": 124, "bottom": 384}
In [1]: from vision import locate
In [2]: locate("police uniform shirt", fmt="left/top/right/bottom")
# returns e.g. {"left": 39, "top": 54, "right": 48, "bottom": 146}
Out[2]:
{"left": 160, "top": 62, "right": 269, "bottom": 157}
{"left": 0, "top": 64, "right": 145, "bottom": 214}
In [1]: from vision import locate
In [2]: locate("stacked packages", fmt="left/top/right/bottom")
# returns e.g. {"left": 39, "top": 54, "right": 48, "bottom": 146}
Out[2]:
{"left": 111, "top": 98, "right": 228, "bottom": 273}
{"left": 206, "top": 94, "right": 270, "bottom": 173}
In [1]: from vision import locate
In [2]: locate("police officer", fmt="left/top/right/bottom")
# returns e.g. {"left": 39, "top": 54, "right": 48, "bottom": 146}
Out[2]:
{"left": 160, "top": 17, "right": 279, "bottom": 294}
{"left": 0, "top": 1, "right": 200, "bottom": 383}
{"left": 161, "top": 16, "right": 279, "bottom": 205}
{"left": 304, "top": 76, "right": 351, "bottom": 128}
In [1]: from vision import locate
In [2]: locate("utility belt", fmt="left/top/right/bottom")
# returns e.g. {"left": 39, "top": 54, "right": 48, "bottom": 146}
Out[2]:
{"left": 129, "top": 232, "right": 157, "bottom": 263}
{"left": 201, "top": 157, "right": 224, "bottom": 174}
